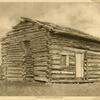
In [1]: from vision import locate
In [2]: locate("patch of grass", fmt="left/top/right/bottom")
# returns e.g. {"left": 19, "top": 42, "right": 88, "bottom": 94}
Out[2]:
{"left": 0, "top": 80, "right": 100, "bottom": 96}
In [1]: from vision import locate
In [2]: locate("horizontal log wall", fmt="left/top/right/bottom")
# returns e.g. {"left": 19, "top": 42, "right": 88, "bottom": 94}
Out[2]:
{"left": 33, "top": 51, "right": 49, "bottom": 82}
{"left": 49, "top": 44, "right": 76, "bottom": 83}
{"left": 87, "top": 52, "right": 100, "bottom": 82}
{"left": 1, "top": 40, "right": 25, "bottom": 81}
{"left": 1, "top": 22, "right": 50, "bottom": 82}
{"left": 49, "top": 34, "right": 100, "bottom": 83}
{"left": 29, "top": 29, "right": 50, "bottom": 82}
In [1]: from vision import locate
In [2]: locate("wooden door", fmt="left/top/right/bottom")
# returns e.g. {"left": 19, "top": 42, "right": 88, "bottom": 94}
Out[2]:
{"left": 76, "top": 53, "right": 84, "bottom": 78}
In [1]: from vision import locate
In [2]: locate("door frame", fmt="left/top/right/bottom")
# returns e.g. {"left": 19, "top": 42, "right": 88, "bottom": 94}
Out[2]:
{"left": 75, "top": 53, "right": 84, "bottom": 79}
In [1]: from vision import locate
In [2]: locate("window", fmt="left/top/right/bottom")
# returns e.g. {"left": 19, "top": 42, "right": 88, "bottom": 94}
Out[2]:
{"left": 23, "top": 40, "right": 31, "bottom": 56}
{"left": 61, "top": 55, "right": 69, "bottom": 68}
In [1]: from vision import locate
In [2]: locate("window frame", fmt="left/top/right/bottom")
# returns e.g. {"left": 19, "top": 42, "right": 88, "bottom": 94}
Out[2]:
{"left": 61, "top": 54, "right": 69, "bottom": 68}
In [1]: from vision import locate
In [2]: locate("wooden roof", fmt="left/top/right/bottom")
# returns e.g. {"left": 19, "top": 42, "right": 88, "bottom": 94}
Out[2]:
{"left": 9, "top": 17, "right": 100, "bottom": 43}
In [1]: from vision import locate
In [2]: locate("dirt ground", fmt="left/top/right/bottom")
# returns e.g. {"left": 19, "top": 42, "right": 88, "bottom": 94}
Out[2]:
{"left": 0, "top": 81, "right": 100, "bottom": 96}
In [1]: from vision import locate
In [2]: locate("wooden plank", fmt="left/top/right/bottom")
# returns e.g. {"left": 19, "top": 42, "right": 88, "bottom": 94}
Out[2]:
{"left": 87, "top": 51, "right": 100, "bottom": 55}
{"left": 3, "top": 60, "right": 23, "bottom": 62}
{"left": 51, "top": 65, "right": 61, "bottom": 69}
{"left": 88, "top": 63, "right": 100, "bottom": 66}
{"left": 88, "top": 69, "right": 100, "bottom": 71}
{"left": 51, "top": 70, "right": 74, "bottom": 74}
{"left": 33, "top": 52, "right": 48, "bottom": 57}
{"left": 5, "top": 63, "right": 23, "bottom": 66}
{"left": 7, "top": 72, "right": 22, "bottom": 75}
{"left": 7, "top": 45, "right": 22, "bottom": 48}
{"left": 49, "top": 50, "right": 60, "bottom": 54}
{"left": 9, "top": 31, "right": 46, "bottom": 40}
{"left": 7, "top": 75, "right": 22, "bottom": 78}
{"left": 88, "top": 65, "right": 100, "bottom": 68}
{"left": 34, "top": 60, "right": 48, "bottom": 63}
{"left": 34, "top": 71, "right": 47, "bottom": 75}
{"left": 7, "top": 50, "right": 24, "bottom": 52}
{"left": 88, "top": 71, "right": 100, "bottom": 74}
{"left": 34, "top": 67, "right": 48, "bottom": 71}
{"left": 7, "top": 68, "right": 22, "bottom": 71}
{"left": 4, "top": 58, "right": 24, "bottom": 61}
{"left": 49, "top": 44, "right": 85, "bottom": 53}
{"left": 7, "top": 66, "right": 23, "bottom": 68}
{"left": 7, "top": 52, "right": 24, "bottom": 55}
{"left": 51, "top": 74, "right": 75, "bottom": 79}
{"left": 88, "top": 78, "right": 100, "bottom": 82}
{"left": 34, "top": 76, "right": 48, "bottom": 82}
{"left": 88, "top": 59, "right": 100, "bottom": 63}
{"left": 88, "top": 75, "right": 100, "bottom": 78}
{"left": 11, "top": 29, "right": 38, "bottom": 36}
{"left": 88, "top": 74, "right": 100, "bottom": 76}
{"left": 7, "top": 77, "right": 23, "bottom": 81}
{"left": 13, "top": 25, "right": 39, "bottom": 32}
{"left": 35, "top": 56, "right": 48, "bottom": 61}
{"left": 7, "top": 55, "right": 23, "bottom": 58}
{"left": 87, "top": 56, "right": 100, "bottom": 59}
{"left": 88, "top": 63, "right": 100, "bottom": 65}
{"left": 34, "top": 62, "right": 48, "bottom": 66}
{"left": 51, "top": 79, "right": 78, "bottom": 83}
{"left": 25, "top": 75, "right": 34, "bottom": 77}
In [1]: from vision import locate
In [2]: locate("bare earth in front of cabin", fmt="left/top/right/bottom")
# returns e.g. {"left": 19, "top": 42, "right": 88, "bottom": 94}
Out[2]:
{"left": 0, "top": 81, "right": 100, "bottom": 96}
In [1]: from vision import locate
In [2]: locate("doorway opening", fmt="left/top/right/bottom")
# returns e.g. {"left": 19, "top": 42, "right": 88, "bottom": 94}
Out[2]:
{"left": 23, "top": 40, "right": 31, "bottom": 56}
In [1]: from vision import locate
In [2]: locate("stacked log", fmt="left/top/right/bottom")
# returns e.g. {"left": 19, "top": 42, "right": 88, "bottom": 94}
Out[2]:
{"left": 49, "top": 44, "right": 76, "bottom": 83}
{"left": 87, "top": 52, "right": 100, "bottom": 82}
{"left": 33, "top": 51, "right": 49, "bottom": 82}
{"left": 29, "top": 29, "right": 49, "bottom": 82}
{"left": 1, "top": 39, "right": 25, "bottom": 81}
{"left": 50, "top": 34, "right": 100, "bottom": 52}
{"left": 23, "top": 55, "right": 34, "bottom": 81}
{"left": 1, "top": 19, "right": 49, "bottom": 82}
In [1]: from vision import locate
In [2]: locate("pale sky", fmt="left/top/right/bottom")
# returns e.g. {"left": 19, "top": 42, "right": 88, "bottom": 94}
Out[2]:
{"left": 0, "top": 2, "right": 100, "bottom": 38}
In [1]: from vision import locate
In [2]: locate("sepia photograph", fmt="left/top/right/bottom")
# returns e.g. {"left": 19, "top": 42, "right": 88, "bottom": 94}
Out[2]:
{"left": 0, "top": 1, "right": 100, "bottom": 97}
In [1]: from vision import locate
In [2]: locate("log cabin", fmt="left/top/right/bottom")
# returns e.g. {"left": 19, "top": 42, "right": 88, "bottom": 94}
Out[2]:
{"left": 1, "top": 17, "right": 100, "bottom": 83}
